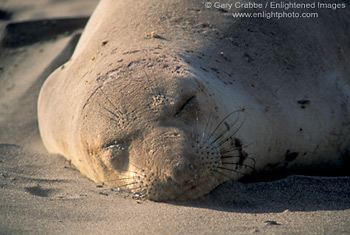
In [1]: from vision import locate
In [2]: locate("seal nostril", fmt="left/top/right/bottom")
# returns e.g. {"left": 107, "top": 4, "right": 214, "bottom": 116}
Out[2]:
{"left": 169, "top": 162, "right": 196, "bottom": 185}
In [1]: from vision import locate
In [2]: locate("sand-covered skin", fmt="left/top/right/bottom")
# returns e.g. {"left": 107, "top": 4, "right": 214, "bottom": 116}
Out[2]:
{"left": 0, "top": 0, "right": 349, "bottom": 234}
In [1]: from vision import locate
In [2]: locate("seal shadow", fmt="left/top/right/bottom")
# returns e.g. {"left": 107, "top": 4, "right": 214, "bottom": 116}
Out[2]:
{"left": 0, "top": 17, "right": 89, "bottom": 148}
{"left": 1, "top": 17, "right": 89, "bottom": 48}
{"left": 171, "top": 175, "right": 350, "bottom": 213}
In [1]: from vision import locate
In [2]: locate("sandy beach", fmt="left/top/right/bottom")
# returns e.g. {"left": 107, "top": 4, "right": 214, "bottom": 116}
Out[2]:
{"left": 0, "top": 0, "right": 349, "bottom": 234}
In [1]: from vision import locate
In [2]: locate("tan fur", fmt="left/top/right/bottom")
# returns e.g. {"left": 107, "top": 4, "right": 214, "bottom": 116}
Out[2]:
{"left": 38, "top": 0, "right": 350, "bottom": 201}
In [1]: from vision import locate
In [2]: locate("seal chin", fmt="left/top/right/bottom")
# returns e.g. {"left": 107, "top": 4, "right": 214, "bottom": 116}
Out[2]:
{"left": 139, "top": 174, "right": 223, "bottom": 202}
{"left": 172, "top": 178, "right": 223, "bottom": 201}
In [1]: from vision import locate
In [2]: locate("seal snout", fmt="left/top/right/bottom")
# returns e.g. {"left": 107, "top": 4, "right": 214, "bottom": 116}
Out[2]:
{"left": 127, "top": 127, "right": 227, "bottom": 201}
{"left": 167, "top": 160, "right": 198, "bottom": 186}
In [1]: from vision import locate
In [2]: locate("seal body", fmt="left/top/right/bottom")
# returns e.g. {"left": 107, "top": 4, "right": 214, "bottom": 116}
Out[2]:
{"left": 38, "top": 0, "right": 350, "bottom": 201}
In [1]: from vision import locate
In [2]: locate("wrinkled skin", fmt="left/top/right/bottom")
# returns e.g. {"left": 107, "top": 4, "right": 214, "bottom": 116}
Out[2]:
{"left": 38, "top": 0, "right": 350, "bottom": 201}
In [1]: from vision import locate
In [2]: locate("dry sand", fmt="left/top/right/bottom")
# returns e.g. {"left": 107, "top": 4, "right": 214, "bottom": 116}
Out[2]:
{"left": 0, "top": 0, "right": 349, "bottom": 234}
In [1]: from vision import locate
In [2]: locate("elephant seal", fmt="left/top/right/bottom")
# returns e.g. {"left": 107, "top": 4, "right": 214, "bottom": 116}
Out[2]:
{"left": 38, "top": 0, "right": 350, "bottom": 201}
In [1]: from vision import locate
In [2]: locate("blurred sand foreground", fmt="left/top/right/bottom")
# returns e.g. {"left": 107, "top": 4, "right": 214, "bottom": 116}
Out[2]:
{"left": 0, "top": 0, "right": 349, "bottom": 234}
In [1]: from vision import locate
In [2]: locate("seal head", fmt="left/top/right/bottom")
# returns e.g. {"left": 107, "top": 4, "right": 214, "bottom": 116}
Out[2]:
{"left": 76, "top": 61, "right": 250, "bottom": 201}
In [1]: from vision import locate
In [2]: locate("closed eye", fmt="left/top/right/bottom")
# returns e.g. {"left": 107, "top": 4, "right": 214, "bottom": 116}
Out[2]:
{"left": 101, "top": 143, "right": 129, "bottom": 170}
{"left": 174, "top": 95, "right": 195, "bottom": 116}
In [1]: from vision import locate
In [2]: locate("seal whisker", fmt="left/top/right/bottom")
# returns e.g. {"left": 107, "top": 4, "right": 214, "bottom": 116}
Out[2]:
{"left": 130, "top": 191, "right": 147, "bottom": 200}
{"left": 210, "top": 113, "right": 241, "bottom": 145}
{"left": 121, "top": 186, "right": 143, "bottom": 192}
{"left": 127, "top": 163, "right": 149, "bottom": 177}
{"left": 220, "top": 154, "right": 240, "bottom": 159}
{"left": 221, "top": 162, "right": 256, "bottom": 172}
{"left": 210, "top": 169, "right": 232, "bottom": 180}
{"left": 218, "top": 166, "right": 250, "bottom": 177}
{"left": 132, "top": 188, "right": 147, "bottom": 194}
{"left": 96, "top": 177, "right": 132, "bottom": 184}
{"left": 98, "top": 87, "right": 124, "bottom": 116}
{"left": 219, "top": 142, "right": 254, "bottom": 155}
{"left": 221, "top": 154, "right": 255, "bottom": 161}
{"left": 143, "top": 69, "right": 158, "bottom": 98}
{"left": 132, "top": 188, "right": 147, "bottom": 195}
{"left": 87, "top": 105, "right": 120, "bottom": 125}
{"left": 113, "top": 186, "right": 143, "bottom": 194}
{"left": 99, "top": 105, "right": 121, "bottom": 120}
{"left": 109, "top": 182, "right": 137, "bottom": 189}
{"left": 208, "top": 110, "right": 242, "bottom": 141}
{"left": 201, "top": 110, "right": 213, "bottom": 143}
{"left": 144, "top": 65, "right": 164, "bottom": 98}
{"left": 97, "top": 182, "right": 138, "bottom": 191}
{"left": 97, "top": 111, "right": 119, "bottom": 124}
{"left": 216, "top": 116, "right": 246, "bottom": 147}
{"left": 208, "top": 110, "right": 246, "bottom": 148}
{"left": 221, "top": 155, "right": 256, "bottom": 166}
{"left": 151, "top": 68, "right": 162, "bottom": 96}
{"left": 125, "top": 187, "right": 147, "bottom": 198}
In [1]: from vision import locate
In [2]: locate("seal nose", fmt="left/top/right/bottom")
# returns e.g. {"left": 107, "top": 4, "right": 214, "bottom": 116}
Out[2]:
{"left": 168, "top": 160, "right": 197, "bottom": 185}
